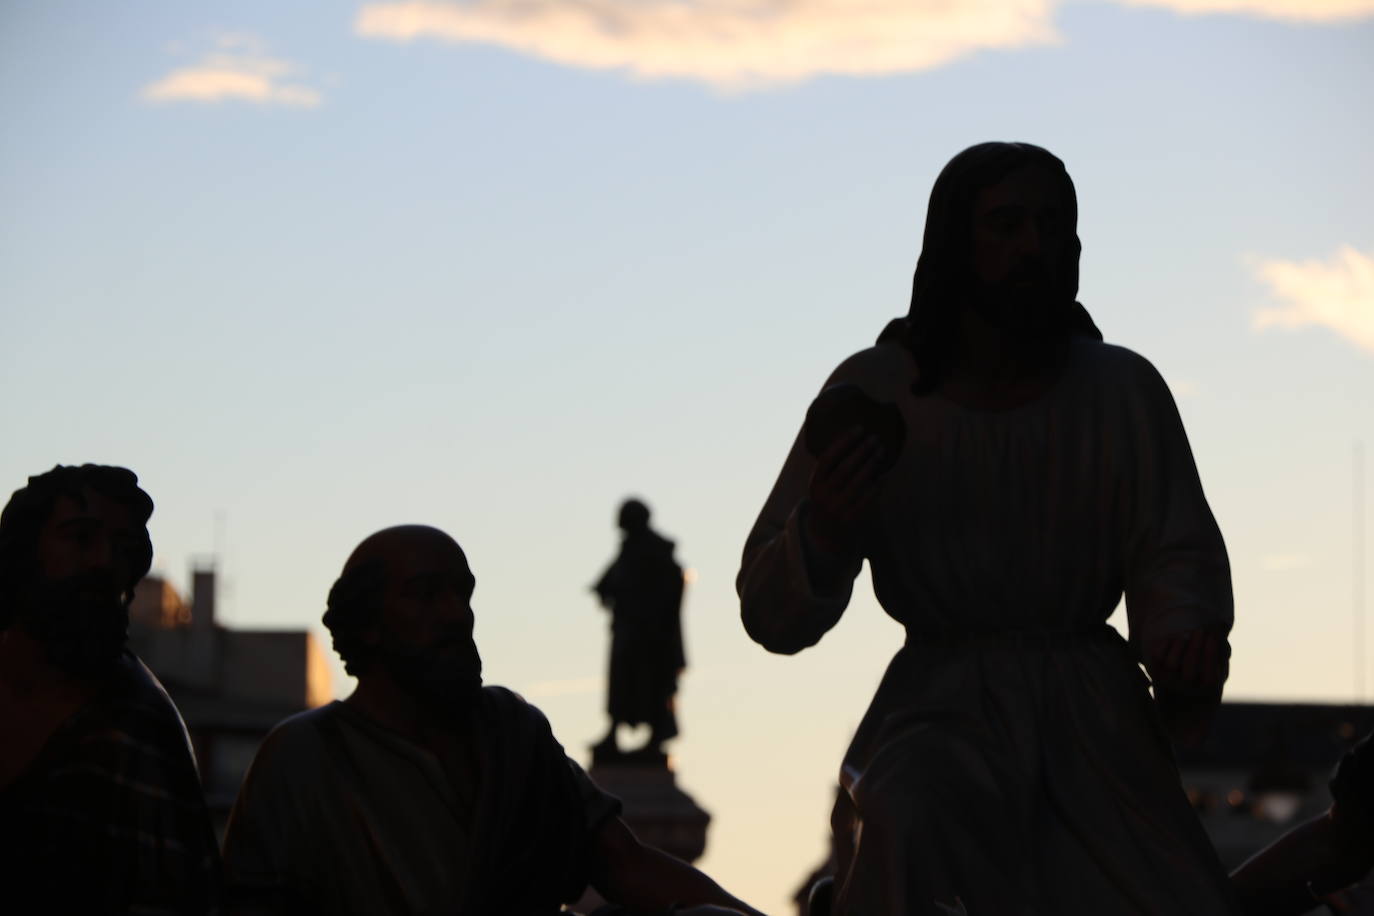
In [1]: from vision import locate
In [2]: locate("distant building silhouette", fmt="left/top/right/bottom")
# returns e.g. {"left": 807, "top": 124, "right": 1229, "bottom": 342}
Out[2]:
{"left": 1175, "top": 701, "right": 1374, "bottom": 869}
{"left": 128, "top": 565, "right": 332, "bottom": 835}
{"left": 791, "top": 701, "right": 1374, "bottom": 914}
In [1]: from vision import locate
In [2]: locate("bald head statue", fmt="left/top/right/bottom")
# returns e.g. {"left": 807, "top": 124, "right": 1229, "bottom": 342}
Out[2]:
{"left": 323, "top": 525, "right": 483, "bottom": 709}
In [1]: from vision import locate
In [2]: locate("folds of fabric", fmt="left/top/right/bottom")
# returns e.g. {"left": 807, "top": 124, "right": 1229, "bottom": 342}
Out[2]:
{"left": 222, "top": 687, "right": 620, "bottom": 915}
{"left": 739, "top": 337, "right": 1237, "bottom": 913}
{"left": 833, "top": 633, "right": 1237, "bottom": 915}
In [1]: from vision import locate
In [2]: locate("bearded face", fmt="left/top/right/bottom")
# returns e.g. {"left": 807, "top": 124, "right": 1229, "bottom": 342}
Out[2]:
{"left": 18, "top": 488, "right": 142, "bottom": 676}
{"left": 967, "top": 163, "right": 1072, "bottom": 337}
{"left": 353, "top": 529, "right": 486, "bottom": 716}
{"left": 17, "top": 569, "right": 130, "bottom": 675}
{"left": 378, "top": 622, "right": 483, "bottom": 712}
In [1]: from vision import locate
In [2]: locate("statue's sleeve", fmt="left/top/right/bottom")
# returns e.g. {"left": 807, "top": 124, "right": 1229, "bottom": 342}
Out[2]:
{"left": 737, "top": 408, "right": 862, "bottom": 656}
{"left": 565, "top": 757, "right": 623, "bottom": 834}
{"left": 1120, "top": 352, "right": 1233, "bottom": 654}
{"left": 592, "top": 559, "right": 616, "bottom": 607}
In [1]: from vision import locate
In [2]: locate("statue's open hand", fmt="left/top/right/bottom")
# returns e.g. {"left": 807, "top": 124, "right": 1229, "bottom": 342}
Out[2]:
{"left": 805, "top": 427, "right": 885, "bottom": 557}
{"left": 1146, "top": 628, "right": 1228, "bottom": 747}
{"left": 1146, "top": 628, "right": 1227, "bottom": 697}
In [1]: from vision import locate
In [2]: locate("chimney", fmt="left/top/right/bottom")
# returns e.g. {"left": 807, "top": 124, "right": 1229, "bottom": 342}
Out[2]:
{"left": 191, "top": 565, "right": 217, "bottom": 631}
{"left": 184, "top": 562, "right": 219, "bottom": 689}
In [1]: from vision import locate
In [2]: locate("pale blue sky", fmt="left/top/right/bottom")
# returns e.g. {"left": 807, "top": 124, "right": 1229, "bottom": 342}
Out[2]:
{"left": 3, "top": 1, "right": 1372, "bottom": 910}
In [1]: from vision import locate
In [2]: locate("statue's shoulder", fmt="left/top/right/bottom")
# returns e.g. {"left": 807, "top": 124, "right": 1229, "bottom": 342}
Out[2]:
{"left": 822, "top": 340, "right": 917, "bottom": 401}
{"left": 235, "top": 704, "right": 342, "bottom": 797}
{"left": 480, "top": 685, "right": 554, "bottom": 733}
{"left": 1074, "top": 339, "right": 1173, "bottom": 401}
{"left": 258, "top": 704, "right": 341, "bottom": 758}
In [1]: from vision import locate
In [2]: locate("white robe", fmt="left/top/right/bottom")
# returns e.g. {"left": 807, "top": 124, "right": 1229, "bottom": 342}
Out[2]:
{"left": 738, "top": 337, "right": 1238, "bottom": 915}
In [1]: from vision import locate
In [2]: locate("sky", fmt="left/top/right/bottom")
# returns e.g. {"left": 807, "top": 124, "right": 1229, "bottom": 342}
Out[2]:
{"left": 2, "top": 1, "right": 1373, "bottom": 911}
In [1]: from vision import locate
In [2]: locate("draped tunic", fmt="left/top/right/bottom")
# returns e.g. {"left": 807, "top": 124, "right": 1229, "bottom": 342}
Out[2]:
{"left": 222, "top": 687, "right": 621, "bottom": 915}
{"left": 593, "top": 528, "right": 686, "bottom": 739}
{"left": 738, "top": 337, "right": 1238, "bottom": 914}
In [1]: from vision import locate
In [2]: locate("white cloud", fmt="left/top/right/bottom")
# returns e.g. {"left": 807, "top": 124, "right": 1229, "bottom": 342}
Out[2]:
{"left": 142, "top": 33, "right": 322, "bottom": 107}
{"left": 354, "top": 0, "right": 1061, "bottom": 90}
{"left": 1114, "top": 0, "right": 1374, "bottom": 24}
{"left": 351, "top": 0, "right": 1374, "bottom": 91}
{"left": 1253, "top": 246, "right": 1374, "bottom": 355}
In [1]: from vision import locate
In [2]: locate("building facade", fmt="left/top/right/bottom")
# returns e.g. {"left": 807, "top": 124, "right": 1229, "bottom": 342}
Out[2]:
{"left": 128, "top": 566, "right": 333, "bottom": 835}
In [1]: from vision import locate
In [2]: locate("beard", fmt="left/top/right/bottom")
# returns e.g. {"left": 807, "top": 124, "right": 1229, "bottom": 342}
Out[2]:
{"left": 380, "top": 633, "right": 484, "bottom": 717}
{"left": 969, "top": 260, "right": 1068, "bottom": 338}
{"left": 17, "top": 571, "right": 129, "bottom": 676}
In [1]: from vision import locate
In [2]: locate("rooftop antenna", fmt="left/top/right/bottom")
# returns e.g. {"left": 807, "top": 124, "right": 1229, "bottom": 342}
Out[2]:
{"left": 213, "top": 509, "right": 228, "bottom": 622}
{"left": 212, "top": 509, "right": 226, "bottom": 566}
{"left": 1358, "top": 441, "right": 1367, "bottom": 703}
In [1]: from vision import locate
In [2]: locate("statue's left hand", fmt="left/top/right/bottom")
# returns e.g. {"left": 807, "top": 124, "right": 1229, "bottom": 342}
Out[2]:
{"left": 1145, "top": 627, "right": 1227, "bottom": 697}
{"left": 1146, "top": 627, "right": 1228, "bottom": 747}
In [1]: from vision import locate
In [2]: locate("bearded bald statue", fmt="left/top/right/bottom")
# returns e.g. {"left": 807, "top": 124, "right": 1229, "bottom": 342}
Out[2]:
{"left": 738, "top": 142, "right": 1239, "bottom": 914}
{"left": 222, "top": 525, "right": 761, "bottom": 916}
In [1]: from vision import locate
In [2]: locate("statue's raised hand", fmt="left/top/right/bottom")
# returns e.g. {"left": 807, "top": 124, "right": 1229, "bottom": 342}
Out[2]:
{"left": 804, "top": 427, "right": 885, "bottom": 559}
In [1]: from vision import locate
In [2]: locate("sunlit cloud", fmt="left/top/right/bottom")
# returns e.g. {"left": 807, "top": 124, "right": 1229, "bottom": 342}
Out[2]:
{"left": 354, "top": 0, "right": 1061, "bottom": 90}
{"left": 1114, "top": 0, "right": 1374, "bottom": 24}
{"left": 353, "top": 0, "right": 1373, "bottom": 90}
{"left": 1252, "top": 246, "right": 1374, "bottom": 355}
{"left": 142, "top": 32, "right": 322, "bottom": 107}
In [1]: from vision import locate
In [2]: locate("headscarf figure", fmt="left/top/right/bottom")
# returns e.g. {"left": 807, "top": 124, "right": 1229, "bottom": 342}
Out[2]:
{"left": 879, "top": 141, "right": 1102, "bottom": 395}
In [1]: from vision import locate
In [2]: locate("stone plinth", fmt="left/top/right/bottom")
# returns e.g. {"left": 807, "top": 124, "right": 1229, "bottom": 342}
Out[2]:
{"left": 590, "top": 757, "right": 710, "bottom": 863}
{"left": 571, "top": 751, "right": 711, "bottom": 912}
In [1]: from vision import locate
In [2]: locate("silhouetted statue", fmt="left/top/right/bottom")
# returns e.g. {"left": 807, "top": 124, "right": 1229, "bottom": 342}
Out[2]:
{"left": 222, "top": 525, "right": 760, "bottom": 916}
{"left": 738, "top": 142, "right": 1239, "bottom": 914}
{"left": 0, "top": 464, "right": 219, "bottom": 913}
{"left": 592, "top": 499, "right": 686, "bottom": 760}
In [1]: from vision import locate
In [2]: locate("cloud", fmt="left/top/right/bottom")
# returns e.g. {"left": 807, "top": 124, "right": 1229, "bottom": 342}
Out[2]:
{"left": 1113, "top": 0, "right": 1374, "bottom": 24}
{"left": 1252, "top": 246, "right": 1374, "bottom": 355}
{"left": 352, "top": 0, "right": 1374, "bottom": 90}
{"left": 354, "top": 0, "right": 1061, "bottom": 90}
{"left": 142, "top": 33, "right": 322, "bottom": 106}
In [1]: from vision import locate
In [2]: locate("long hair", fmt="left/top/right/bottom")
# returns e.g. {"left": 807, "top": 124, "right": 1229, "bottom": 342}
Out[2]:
{"left": 0, "top": 464, "right": 154, "bottom": 629}
{"left": 880, "top": 142, "right": 1102, "bottom": 395}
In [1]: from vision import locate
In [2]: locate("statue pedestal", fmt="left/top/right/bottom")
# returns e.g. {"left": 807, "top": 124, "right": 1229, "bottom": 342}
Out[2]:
{"left": 571, "top": 750, "right": 712, "bottom": 912}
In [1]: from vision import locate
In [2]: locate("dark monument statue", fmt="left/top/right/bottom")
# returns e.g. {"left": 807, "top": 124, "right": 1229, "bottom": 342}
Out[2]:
{"left": 572, "top": 499, "right": 710, "bottom": 915}
{"left": 591, "top": 498, "right": 686, "bottom": 762}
